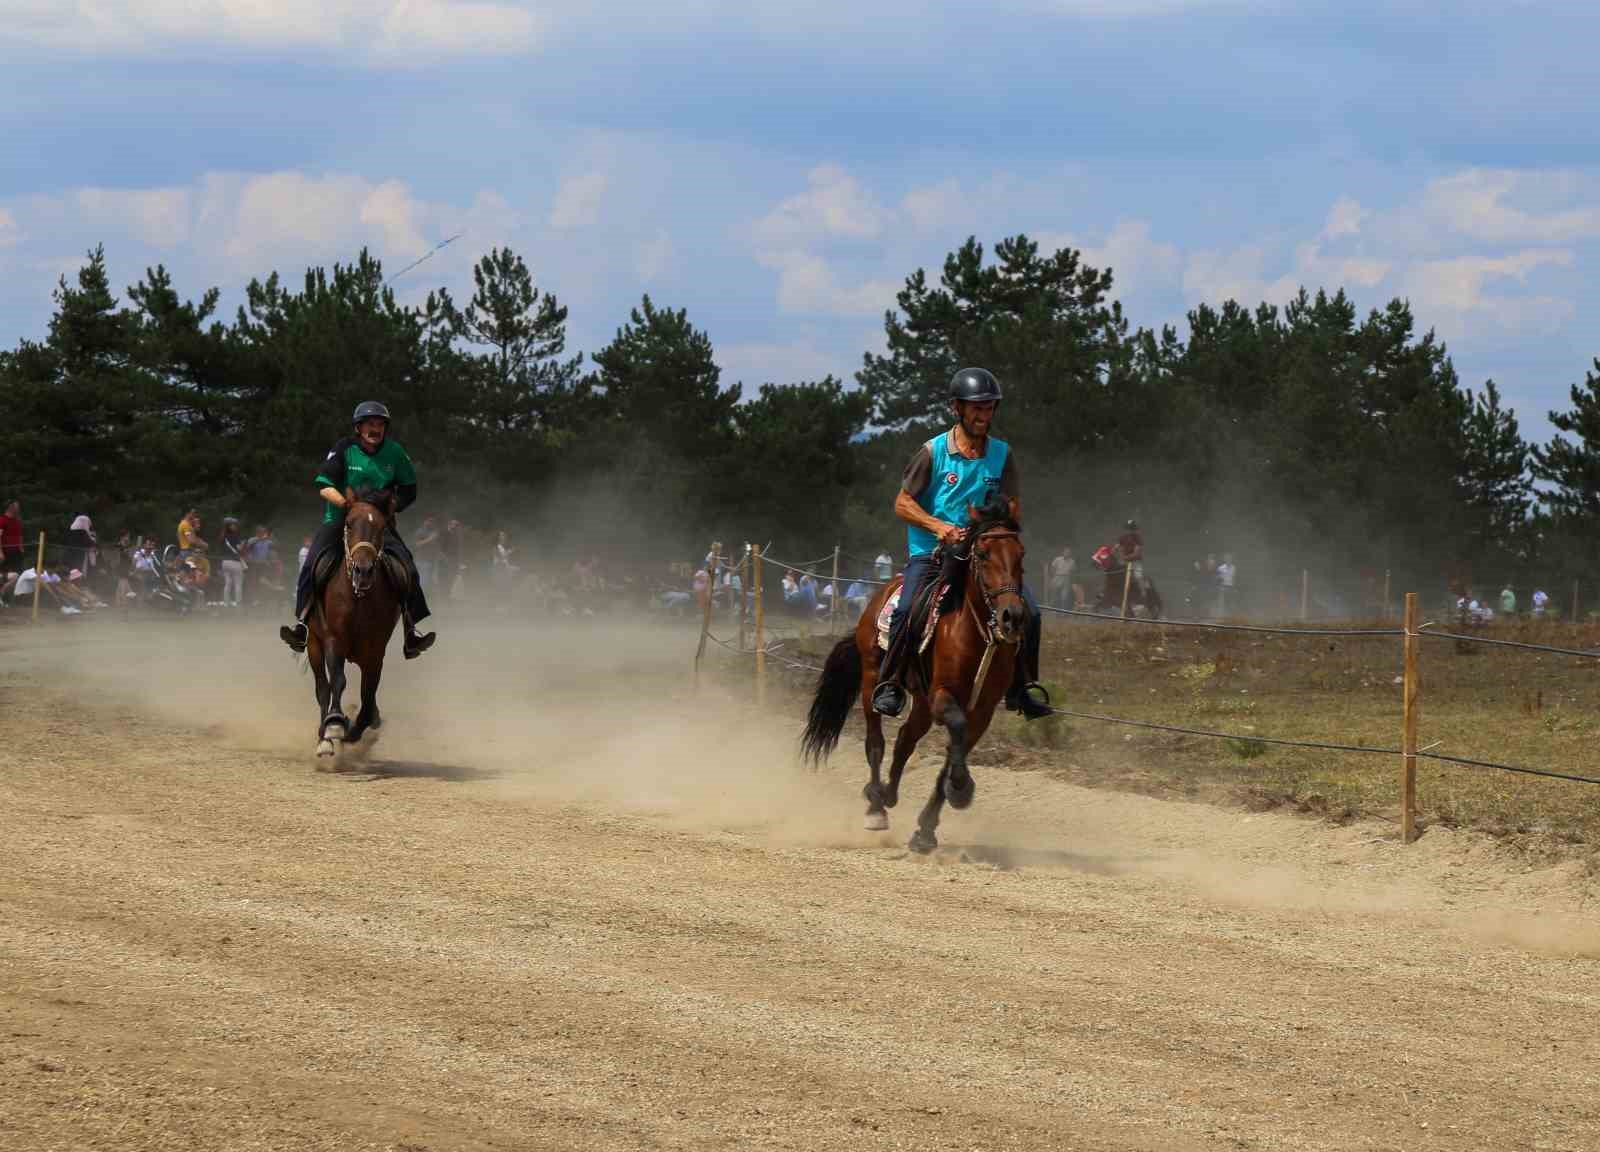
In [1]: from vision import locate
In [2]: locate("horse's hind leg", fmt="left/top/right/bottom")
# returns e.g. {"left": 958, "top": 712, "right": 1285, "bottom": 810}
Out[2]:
{"left": 862, "top": 697, "right": 889, "bottom": 831}
{"left": 347, "top": 661, "right": 383, "bottom": 744}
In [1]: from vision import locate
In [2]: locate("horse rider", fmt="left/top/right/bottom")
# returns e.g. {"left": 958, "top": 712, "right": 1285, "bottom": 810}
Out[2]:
{"left": 279, "top": 401, "right": 436, "bottom": 659}
{"left": 870, "top": 367, "right": 1051, "bottom": 721}
{"left": 1117, "top": 518, "right": 1145, "bottom": 588}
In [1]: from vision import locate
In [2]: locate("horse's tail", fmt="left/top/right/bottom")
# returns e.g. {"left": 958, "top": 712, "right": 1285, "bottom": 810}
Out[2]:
{"left": 800, "top": 635, "right": 864, "bottom": 766}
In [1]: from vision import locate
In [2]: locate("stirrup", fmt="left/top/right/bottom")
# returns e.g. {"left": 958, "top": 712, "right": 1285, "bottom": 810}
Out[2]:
{"left": 871, "top": 679, "right": 906, "bottom": 718}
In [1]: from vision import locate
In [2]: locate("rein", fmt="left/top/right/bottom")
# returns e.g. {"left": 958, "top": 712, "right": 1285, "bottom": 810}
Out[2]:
{"left": 955, "top": 526, "right": 1022, "bottom": 708}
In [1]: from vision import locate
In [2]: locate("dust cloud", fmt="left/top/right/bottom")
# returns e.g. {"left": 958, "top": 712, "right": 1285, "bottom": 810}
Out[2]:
{"left": 11, "top": 609, "right": 1600, "bottom": 958}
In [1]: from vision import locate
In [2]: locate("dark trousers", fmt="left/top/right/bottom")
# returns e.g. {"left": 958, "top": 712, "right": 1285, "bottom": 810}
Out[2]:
{"left": 883, "top": 552, "right": 1040, "bottom": 691}
{"left": 295, "top": 519, "right": 431, "bottom": 624}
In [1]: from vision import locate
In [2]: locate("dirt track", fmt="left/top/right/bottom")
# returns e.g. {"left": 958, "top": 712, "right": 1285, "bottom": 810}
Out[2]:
{"left": 4, "top": 618, "right": 1600, "bottom": 1151}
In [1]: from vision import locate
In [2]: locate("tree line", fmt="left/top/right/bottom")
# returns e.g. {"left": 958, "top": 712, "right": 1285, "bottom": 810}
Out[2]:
{"left": 4, "top": 235, "right": 1599, "bottom": 601}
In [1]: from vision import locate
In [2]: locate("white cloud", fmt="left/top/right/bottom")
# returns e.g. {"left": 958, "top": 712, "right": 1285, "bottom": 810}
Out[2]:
{"left": 1043, "top": 218, "right": 1181, "bottom": 298}
{"left": 752, "top": 164, "right": 887, "bottom": 248}
{"left": 6, "top": 169, "right": 502, "bottom": 284}
{"left": 756, "top": 249, "right": 897, "bottom": 316}
{"left": 718, "top": 340, "right": 849, "bottom": 386}
{"left": 1401, "top": 249, "right": 1575, "bottom": 335}
{"left": 548, "top": 170, "right": 608, "bottom": 232}
{"left": 1322, "top": 196, "right": 1364, "bottom": 240}
{"left": 900, "top": 179, "right": 963, "bottom": 233}
{"left": 1422, "top": 170, "right": 1600, "bottom": 245}
{"left": 636, "top": 228, "right": 672, "bottom": 282}
{"left": 0, "top": 0, "right": 545, "bottom": 59}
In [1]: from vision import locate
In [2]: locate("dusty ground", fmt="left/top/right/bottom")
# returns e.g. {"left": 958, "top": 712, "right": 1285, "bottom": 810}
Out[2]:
{"left": 4, "top": 616, "right": 1600, "bottom": 1151}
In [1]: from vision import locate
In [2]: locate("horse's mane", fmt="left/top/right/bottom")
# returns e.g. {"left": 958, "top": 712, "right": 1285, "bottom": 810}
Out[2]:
{"left": 965, "top": 494, "right": 1019, "bottom": 540}
{"left": 348, "top": 487, "right": 392, "bottom": 515}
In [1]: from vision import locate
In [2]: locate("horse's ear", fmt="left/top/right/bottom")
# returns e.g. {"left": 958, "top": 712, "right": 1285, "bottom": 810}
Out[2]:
{"left": 384, "top": 489, "right": 397, "bottom": 515}
{"left": 345, "top": 487, "right": 356, "bottom": 508}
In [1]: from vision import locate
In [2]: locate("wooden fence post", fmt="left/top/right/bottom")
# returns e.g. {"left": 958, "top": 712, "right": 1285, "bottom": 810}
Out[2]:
{"left": 1573, "top": 578, "right": 1581, "bottom": 623}
{"left": 753, "top": 545, "right": 766, "bottom": 705}
{"left": 828, "top": 545, "right": 840, "bottom": 635}
{"left": 1119, "top": 563, "right": 1134, "bottom": 619}
{"left": 1382, "top": 569, "right": 1391, "bottom": 620}
{"left": 1402, "top": 591, "right": 1419, "bottom": 844}
{"left": 30, "top": 531, "right": 45, "bottom": 623}
{"left": 694, "top": 541, "right": 721, "bottom": 690}
{"left": 738, "top": 544, "right": 748, "bottom": 651}
{"left": 1300, "top": 569, "right": 1310, "bottom": 621}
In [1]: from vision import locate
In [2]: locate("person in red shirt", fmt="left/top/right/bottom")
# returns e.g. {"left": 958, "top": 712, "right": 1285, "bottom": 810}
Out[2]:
{"left": 0, "top": 501, "right": 23, "bottom": 574}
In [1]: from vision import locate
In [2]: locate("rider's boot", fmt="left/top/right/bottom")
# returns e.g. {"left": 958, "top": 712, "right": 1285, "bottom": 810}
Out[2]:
{"left": 279, "top": 619, "right": 308, "bottom": 653}
{"left": 870, "top": 645, "right": 906, "bottom": 717}
{"left": 1005, "top": 681, "right": 1053, "bottom": 720}
{"left": 402, "top": 614, "right": 436, "bottom": 660}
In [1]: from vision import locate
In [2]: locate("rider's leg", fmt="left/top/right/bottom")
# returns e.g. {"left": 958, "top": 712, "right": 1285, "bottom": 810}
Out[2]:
{"left": 382, "top": 533, "right": 435, "bottom": 657}
{"left": 1006, "top": 583, "right": 1052, "bottom": 720}
{"left": 872, "top": 553, "right": 936, "bottom": 717}
{"left": 281, "top": 519, "right": 342, "bottom": 652}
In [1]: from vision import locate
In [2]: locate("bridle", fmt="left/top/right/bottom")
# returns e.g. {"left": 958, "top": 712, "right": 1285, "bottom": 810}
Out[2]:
{"left": 343, "top": 509, "right": 385, "bottom": 598}
{"left": 955, "top": 526, "right": 1024, "bottom": 644}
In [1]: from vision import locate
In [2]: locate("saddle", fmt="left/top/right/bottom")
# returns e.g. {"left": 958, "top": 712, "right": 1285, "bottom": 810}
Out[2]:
{"left": 876, "top": 552, "right": 966, "bottom": 655}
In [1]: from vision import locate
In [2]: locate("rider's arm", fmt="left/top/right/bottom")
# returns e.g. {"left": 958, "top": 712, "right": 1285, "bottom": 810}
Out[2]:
{"left": 315, "top": 439, "right": 352, "bottom": 510}
{"left": 894, "top": 446, "right": 962, "bottom": 546}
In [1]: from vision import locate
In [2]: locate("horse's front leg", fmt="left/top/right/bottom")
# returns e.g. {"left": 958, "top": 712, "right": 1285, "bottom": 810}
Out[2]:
{"left": 308, "top": 631, "right": 332, "bottom": 750}
{"left": 934, "top": 687, "right": 975, "bottom": 810}
{"left": 346, "top": 659, "right": 382, "bottom": 744}
{"left": 885, "top": 695, "right": 933, "bottom": 809}
{"left": 320, "top": 647, "right": 350, "bottom": 748}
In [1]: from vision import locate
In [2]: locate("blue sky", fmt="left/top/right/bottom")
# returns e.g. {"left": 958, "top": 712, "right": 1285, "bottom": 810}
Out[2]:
{"left": 2, "top": 1, "right": 1598, "bottom": 441}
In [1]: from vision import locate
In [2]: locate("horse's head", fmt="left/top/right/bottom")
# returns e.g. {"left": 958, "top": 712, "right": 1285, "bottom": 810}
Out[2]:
{"left": 344, "top": 487, "right": 393, "bottom": 597}
{"left": 964, "top": 495, "right": 1026, "bottom": 644}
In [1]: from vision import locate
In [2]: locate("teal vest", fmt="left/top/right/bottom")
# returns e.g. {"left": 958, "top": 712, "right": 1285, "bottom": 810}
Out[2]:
{"left": 907, "top": 431, "right": 1009, "bottom": 556}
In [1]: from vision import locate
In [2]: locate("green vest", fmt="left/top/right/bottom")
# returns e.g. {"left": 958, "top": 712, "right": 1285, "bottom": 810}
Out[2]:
{"left": 315, "top": 438, "right": 417, "bottom": 523}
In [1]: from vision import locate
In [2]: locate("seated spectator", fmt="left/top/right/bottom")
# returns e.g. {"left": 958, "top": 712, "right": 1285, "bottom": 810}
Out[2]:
{"left": 845, "top": 578, "right": 871, "bottom": 618}
{"left": 14, "top": 565, "right": 67, "bottom": 610}
{"left": 61, "top": 569, "right": 106, "bottom": 611}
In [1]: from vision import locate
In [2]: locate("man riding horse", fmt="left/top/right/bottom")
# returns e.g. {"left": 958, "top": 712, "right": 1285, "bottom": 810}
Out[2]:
{"left": 870, "top": 367, "right": 1050, "bottom": 721}
{"left": 279, "top": 401, "right": 436, "bottom": 659}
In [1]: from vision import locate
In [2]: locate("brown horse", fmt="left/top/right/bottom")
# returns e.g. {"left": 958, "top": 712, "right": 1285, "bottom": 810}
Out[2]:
{"left": 800, "top": 501, "right": 1028, "bottom": 853}
{"left": 307, "top": 488, "right": 403, "bottom": 759}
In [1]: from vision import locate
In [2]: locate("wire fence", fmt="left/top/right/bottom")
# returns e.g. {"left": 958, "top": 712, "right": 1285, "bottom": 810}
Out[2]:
{"left": 692, "top": 542, "right": 1600, "bottom": 844}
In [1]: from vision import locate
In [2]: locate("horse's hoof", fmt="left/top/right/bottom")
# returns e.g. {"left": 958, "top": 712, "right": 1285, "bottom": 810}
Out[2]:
{"left": 945, "top": 773, "right": 976, "bottom": 810}
{"left": 864, "top": 810, "right": 890, "bottom": 832}
{"left": 316, "top": 740, "right": 336, "bottom": 758}
{"left": 908, "top": 829, "right": 937, "bottom": 855}
{"left": 883, "top": 787, "right": 899, "bottom": 809}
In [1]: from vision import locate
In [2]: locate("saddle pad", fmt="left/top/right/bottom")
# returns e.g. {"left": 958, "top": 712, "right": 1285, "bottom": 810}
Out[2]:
{"left": 875, "top": 581, "right": 944, "bottom": 652}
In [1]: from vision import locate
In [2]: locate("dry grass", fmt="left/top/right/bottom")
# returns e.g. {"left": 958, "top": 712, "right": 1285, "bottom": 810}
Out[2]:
{"left": 778, "top": 615, "right": 1600, "bottom": 856}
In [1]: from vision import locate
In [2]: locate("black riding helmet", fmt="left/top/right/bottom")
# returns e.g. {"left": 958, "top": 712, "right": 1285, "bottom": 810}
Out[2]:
{"left": 353, "top": 400, "right": 391, "bottom": 425}
{"left": 949, "top": 367, "right": 1002, "bottom": 403}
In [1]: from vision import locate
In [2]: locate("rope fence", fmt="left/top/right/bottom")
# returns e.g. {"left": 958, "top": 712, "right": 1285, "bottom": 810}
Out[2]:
{"left": 690, "top": 541, "right": 1600, "bottom": 844}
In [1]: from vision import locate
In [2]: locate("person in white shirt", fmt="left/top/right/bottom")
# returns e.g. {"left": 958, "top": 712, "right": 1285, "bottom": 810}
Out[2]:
{"left": 1532, "top": 589, "right": 1550, "bottom": 617}
{"left": 14, "top": 566, "right": 65, "bottom": 609}
{"left": 1047, "top": 546, "right": 1075, "bottom": 609}
{"left": 1216, "top": 554, "right": 1236, "bottom": 615}
{"left": 874, "top": 552, "right": 893, "bottom": 582}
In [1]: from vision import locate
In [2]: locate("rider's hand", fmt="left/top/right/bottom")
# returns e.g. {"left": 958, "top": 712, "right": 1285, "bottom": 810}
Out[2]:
{"left": 937, "top": 523, "right": 964, "bottom": 547}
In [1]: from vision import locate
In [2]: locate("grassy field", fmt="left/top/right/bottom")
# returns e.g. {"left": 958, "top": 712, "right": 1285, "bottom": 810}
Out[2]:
{"left": 767, "top": 613, "right": 1600, "bottom": 858}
